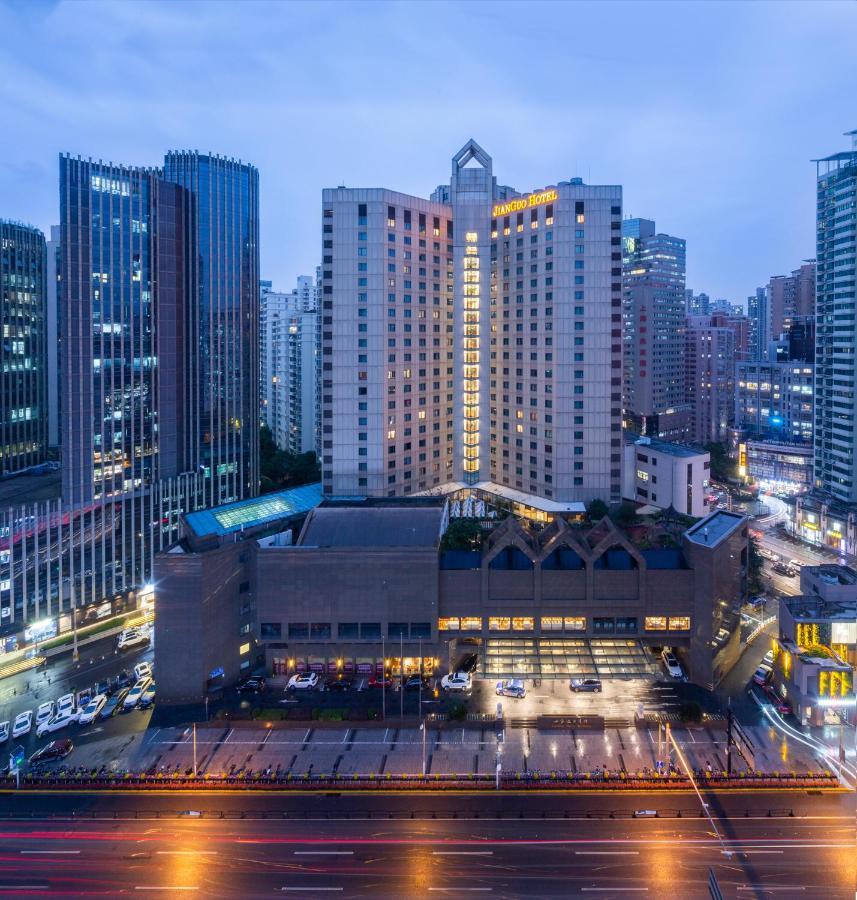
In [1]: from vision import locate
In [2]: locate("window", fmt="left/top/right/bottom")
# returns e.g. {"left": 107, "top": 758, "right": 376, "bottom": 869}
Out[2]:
{"left": 310, "top": 622, "right": 332, "bottom": 639}
{"left": 541, "top": 616, "right": 563, "bottom": 632}
{"left": 615, "top": 617, "right": 637, "bottom": 634}
{"left": 260, "top": 622, "right": 281, "bottom": 639}
{"left": 489, "top": 616, "right": 511, "bottom": 631}
{"left": 410, "top": 622, "right": 431, "bottom": 638}
{"left": 644, "top": 616, "right": 668, "bottom": 631}
{"left": 564, "top": 617, "right": 586, "bottom": 632}
{"left": 512, "top": 616, "right": 534, "bottom": 632}
{"left": 668, "top": 616, "right": 691, "bottom": 631}
{"left": 438, "top": 617, "right": 460, "bottom": 631}
{"left": 239, "top": 642, "right": 251, "bottom": 656}
{"left": 360, "top": 622, "right": 382, "bottom": 638}
{"left": 388, "top": 622, "right": 409, "bottom": 637}
{"left": 338, "top": 622, "right": 358, "bottom": 639}
{"left": 460, "top": 616, "right": 482, "bottom": 631}
{"left": 593, "top": 617, "right": 615, "bottom": 634}
{"left": 288, "top": 623, "right": 309, "bottom": 639}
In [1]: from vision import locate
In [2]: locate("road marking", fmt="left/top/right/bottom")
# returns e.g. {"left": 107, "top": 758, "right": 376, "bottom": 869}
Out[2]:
{"left": 20, "top": 849, "right": 80, "bottom": 854}
{"left": 0, "top": 888, "right": 49, "bottom": 892}
{"left": 432, "top": 851, "right": 493, "bottom": 856}
{"left": 575, "top": 851, "right": 639, "bottom": 856}
{"left": 281, "top": 889, "right": 343, "bottom": 893}
{"left": 294, "top": 851, "right": 354, "bottom": 856}
{"left": 427, "top": 891, "right": 491, "bottom": 894}
{"left": 135, "top": 888, "right": 199, "bottom": 893}
{"left": 581, "top": 890, "right": 648, "bottom": 894}
{"left": 155, "top": 851, "right": 217, "bottom": 856}
{"left": 736, "top": 850, "right": 784, "bottom": 855}
{"left": 737, "top": 888, "right": 804, "bottom": 893}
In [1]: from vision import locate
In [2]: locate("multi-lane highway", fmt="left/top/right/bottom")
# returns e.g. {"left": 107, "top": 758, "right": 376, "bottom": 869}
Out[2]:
{"left": 0, "top": 789, "right": 852, "bottom": 897}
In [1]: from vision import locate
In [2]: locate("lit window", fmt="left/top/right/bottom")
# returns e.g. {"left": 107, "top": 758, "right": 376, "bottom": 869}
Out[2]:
{"left": 460, "top": 616, "right": 483, "bottom": 631}
{"left": 541, "top": 616, "right": 563, "bottom": 631}
{"left": 668, "top": 616, "right": 690, "bottom": 631}
{"left": 644, "top": 617, "right": 667, "bottom": 631}
{"left": 438, "top": 617, "right": 460, "bottom": 631}
{"left": 637, "top": 470, "right": 649, "bottom": 481}
{"left": 564, "top": 617, "right": 586, "bottom": 632}
{"left": 239, "top": 642, "right": 251, "bottom": 655}
{"left": 489, "top": 617, "right": 511, "bottom": 631}
{"left": 512, "top": 617, "right": 534, "bottom": 632}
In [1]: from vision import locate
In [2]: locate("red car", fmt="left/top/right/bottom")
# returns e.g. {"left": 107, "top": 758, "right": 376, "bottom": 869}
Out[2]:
{"left": 763, "top": 684, "right": 791, "bottom": 715}
{"left": 367, "top": 675, "right": 393, "bottom": 689}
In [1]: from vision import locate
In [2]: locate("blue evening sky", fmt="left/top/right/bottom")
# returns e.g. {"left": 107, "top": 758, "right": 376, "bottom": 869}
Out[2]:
{"left": 1, "top": 0, "right": 855, "bottom": 303}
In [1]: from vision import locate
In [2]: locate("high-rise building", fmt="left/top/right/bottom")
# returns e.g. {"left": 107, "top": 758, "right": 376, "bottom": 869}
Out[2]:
{"left": 46, "top": 225, "right": 61, "bottom": 450}
{"left": 320, "top": 140, "right": 623, "bottom": 511}
{"left": 734, "top": 360, "right": 814, "bottom": 443}
{"left": 685, "top": 316, "right": 735, "bottom": 444}
{"left": 685, "top": 289, "right": 710, "bottom": 316}
{"left": 261, "top": 277, "right": 320, "bottom": 455}
{"left": 621, "top": 218, "right": 690, "bottom": 440}
{"left": 163, "top": 152, "right": 260, "bottom": 506}
{"left": 0, "top": 221, "right": 48, "bottom": 475}
{"left": 747, "top": 286, "right": 768, "bottom": 360}
{"left": 813, "top": 131, "right": 857, "bottom": 502}
{"left": 710, "top": 312, "right": 751, "bottom": 361}
{"left": 768, "top": 262, "right": 816, "bottom": 348}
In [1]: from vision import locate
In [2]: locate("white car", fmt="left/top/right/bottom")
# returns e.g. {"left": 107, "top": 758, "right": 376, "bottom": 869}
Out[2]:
{"left": 118, "top": 628, "right": 150, "bottom": 650}
{"left": 661, "top": 649, "right": 683, "bottom": 679}
{"left": 287, "top": 672, "right": 319, "bottom": 690}
{"left": 123, "top": 678, "right": 152, "bottom": 710}
{"left": 495, "top": 679, "right": 526, "bottom": 699}
{"left": 787, "top": 559, "right": 802, "bottom": 570}
{"left": 12, "top": 710, "right": 33, "bottom": 739}
{"left": 440, "top": 672, "right": 472, "bottom": 692}
{"left": 77, "top": 694, "right": 107, "bottom": 725}
{"left": 134, "top": 661, "right": 152, "bottom": 681}
{"left": 763, "top": 649, "right": 775, "bottom": 667}
{"left": 0, "top": 721, "right": 8, "bottom": 743}
{"left": 753, "top": 663, "right": 773, "bottom": 686}
{"left": 36, "top": 711, "right": 76, "bottom": 738}
{"left": 56, "top": 694, "right": 75, "bottom": 717}
{"left": 36, "top": 701, "right": 55, "bottom": 726}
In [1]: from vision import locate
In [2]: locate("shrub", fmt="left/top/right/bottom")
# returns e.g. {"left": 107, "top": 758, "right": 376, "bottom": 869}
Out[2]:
{"left": 448, "top": 701, "right": 467, "bottom": 721}
{"left": 678, "top": 701, "right": 703, "bottom": 724}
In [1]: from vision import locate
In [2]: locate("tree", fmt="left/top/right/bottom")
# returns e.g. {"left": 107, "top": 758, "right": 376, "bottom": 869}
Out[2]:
{"left": 748, "top": 533, "right": 765, "bottom": 596}
{"left": 587, "top": 499, "right": 609, "bottom": 521}
{"left": 704, "top": 441, "right": 736, "bottom": 484}
{"left": 440, "top": 518, "right": 485, "bottom": 551}
{"left": 259, "top": 426, "right": 321, "bottom": 494}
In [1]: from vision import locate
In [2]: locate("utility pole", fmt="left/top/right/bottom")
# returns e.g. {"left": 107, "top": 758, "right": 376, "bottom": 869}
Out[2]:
{"left": 192, "top": 722, "right": 197, "bottom": 778}
{"left": 400, "top": 631, "right": 404, "bottom": 720}
{"left": 381, "top": 635, "right": 386, "bottom": 721}
{"left": 726, "top": 698, "right": 733, "bottom": 776}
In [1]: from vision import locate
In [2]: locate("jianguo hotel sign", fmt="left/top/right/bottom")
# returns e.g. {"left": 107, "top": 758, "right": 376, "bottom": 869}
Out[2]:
{"left": 492, "top": 189, "right": 557, "bottom": 218}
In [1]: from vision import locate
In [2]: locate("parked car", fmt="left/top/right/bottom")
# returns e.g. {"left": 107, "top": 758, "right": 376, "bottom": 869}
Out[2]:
{"left": 712, "top": 627, "right": 730, "bottom": 648}
{"left": 77, "top": 694, "right": 107, "bottom": 725}
{"left": 763, "top": 649, "right": 775, "bottom": 667}
{"left": 134, "top": 662, "right": 153, "bottom": 682}
{"left": 367, "top": 675, "right": 393, "bottom": 689}
{"left": 56, "top": 693, "right": 75, "bottom": 717}
{"left": 237, "top": 677, "right": 266, "bottom": 694}
{"left": 115, "top": 670, "right": 134, "bottom": 690}
{"left": 748, "top": 596, "right": 767, "bottom": 610}
{"left": 12, "top": 710, "right": 33, "bottom": 739}
{"left": 0, "top": 721, "right": 8, "bottom": 744}
{"left": 99, "top": 689, "right": 130, "bottom": 720}
{"left": 495, "top": 679, "right": 526, "bottom": 699}
{"left": 772, "top": 562, "right": 797, "bottom": 577}
{"left": 752, "top": 663, "right": 773, "bottom": 686}
{"left": 138, "top": 682, "right": 156, "bottom": 710}
{"left": 123, "top": 678, "right": 152, "bottom": 711}
{"left": 787, "top": 559, "right": 802, "bottom": 570}
{"left": 661, "top": 649, "right": 683, "bottom": 679}
{"left": 117, "top": 628, "right": 149, "bottom": 650}
{"left": 570, "top": 678, "right": 602, "bottom": 693}
{"left": 29, "top": 739, "right": 73, "bottom": 765}
{"left": 440, "top": 672, "right": 472, "bottom": 692}
{"left": 95, "top": 679, "right": 113, "bottom": 697}
{"left": 404, "top": 675, "right": 429, "bottom": 691}
{"left": 36, "top": 711, "right": 76, "bottom": 738}
{"left": 325, "top": 677, "right": 354, "bottom": 692}
{"left": 287, "top": 672, "right": 319, "bottom": 690}
{"left": 35, "top": 701, "right": 54, "bottom": 727}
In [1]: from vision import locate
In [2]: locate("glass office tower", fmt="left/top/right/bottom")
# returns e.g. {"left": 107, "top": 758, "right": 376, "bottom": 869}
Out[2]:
{"left": 163, "top": 152, "right": 260, "bottom": 506}
{"left": 0, "top": 221, "right": 47, "bottom": 475}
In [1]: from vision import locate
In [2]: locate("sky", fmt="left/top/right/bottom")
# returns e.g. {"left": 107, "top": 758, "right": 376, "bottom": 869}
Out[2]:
{"left": 1, "top": 0, "right": 856, "bottom": 304}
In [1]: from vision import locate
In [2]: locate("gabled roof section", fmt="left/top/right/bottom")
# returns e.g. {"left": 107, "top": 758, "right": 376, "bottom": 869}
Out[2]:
{"left": 452, "top": 139, "right": 491, "bottom": 171}
{"left": 483, "top": 515, "right": 539, "bottom": 566}
{"left": 586, "top": 517, "right": 647, "bottom": 570}
{"left": 536, "top": 517, "right": 592, "bottom": 564}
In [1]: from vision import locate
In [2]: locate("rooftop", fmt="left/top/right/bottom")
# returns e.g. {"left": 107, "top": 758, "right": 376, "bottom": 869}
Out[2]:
{"left": 804, "top": 564, "right": 857, "bottom": 586}
{"left": 297, "top": 504, "right": 446, "bottom": 549}
{"left": 184, "top": 482, "right": 323, "bottom": 538}
{"left": 627, "top": 433, "right": 708, "bottom": 460}
{"left": 684, "top": 510, "right": 746, "bottom": 548}
{"left": 413, "top": 480, "right": 586, "bottom": 515}
{"left": 782, "top": 594, "right": 857, "bottom": 622}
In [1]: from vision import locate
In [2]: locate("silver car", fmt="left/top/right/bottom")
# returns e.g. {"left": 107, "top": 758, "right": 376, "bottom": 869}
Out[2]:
{"left": 570, "top": 678, "right": 602, "bottom": 693}
{"left": 495, "top": 679, "right": 526, "bottom": 699}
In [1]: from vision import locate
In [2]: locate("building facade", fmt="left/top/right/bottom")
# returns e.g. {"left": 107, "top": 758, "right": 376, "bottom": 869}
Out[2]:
{"left": 46, "top": 225, "right": 61, "bottom": 451}
{"left": 621, "top": 218, "right": 690, "bottom": 440}
{"left": 622, "top": 434, "right": 710, "bottom": 518}
{"left": 154, "top": 498, "right": 749, "bottom": 705}
{"left": 320, "top": 140, "right": 623, "bottom": 509}
{"left": 739, "top": 440, "right": 813, "bottom": 493}
{"left": 0, "top": 221, "right": 47, "bottom": 475}
{"left": 260, "top": 277, "right": 320, "bottom": 455}
{"left": 747, "top": 286, "right": 768, "bottom": 361}
{"left": 685, "top": 316, "right": 735, "bottom": 444}
{"left": 734, "top": 360, "right": 814, "bottom": 443}
{"left": 768, "top": 262, "right": 816, "bottom": 348}
{"left": 814, "top": 132, "right": 857, "bottom": 502}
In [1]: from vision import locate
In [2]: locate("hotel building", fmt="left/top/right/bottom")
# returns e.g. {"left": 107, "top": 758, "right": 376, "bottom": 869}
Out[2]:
{"left": 320, "top": 140, "right": 623, "bottom": 513}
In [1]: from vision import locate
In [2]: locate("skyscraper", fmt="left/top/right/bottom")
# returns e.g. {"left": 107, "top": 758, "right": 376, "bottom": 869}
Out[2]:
{"left": 163, "top": 152, "right": 260, "bottom": 506}
{"left": 0, "top": 221, "right": 47, "bottom": 475}
{"left": 46, "top": 225, "right": 61, "bottom": 450}
{"left": 320, "top": 140, "right": 623, "bottom": 511}
{"left": 747, "top": 286, "right": 768, "bottom": 360}
{"left": 768, "top": 262, "right": 816, "bottom": 352}
{"left": 622, "top": 217, "right": 690, "bottom": 440}
{"left": 813, "top": 131, "right": 857, "bottom": 502}
{"left": 261, "top": 277, "right": 320, "bottom": 455}
{"left": 685, "top": 316, "right": 735, "bottom": 444}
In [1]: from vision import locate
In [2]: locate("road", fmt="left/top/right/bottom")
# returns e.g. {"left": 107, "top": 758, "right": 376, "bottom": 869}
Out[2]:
{"left": 0, "top": 789, "right": 852, "bottom": 897}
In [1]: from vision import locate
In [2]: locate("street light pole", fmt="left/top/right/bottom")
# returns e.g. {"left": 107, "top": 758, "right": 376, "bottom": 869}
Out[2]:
{"left": 381, "top": 635, "right": 385, "bottom": 721}
{"left": 400, "top": 631, "right": 404, "bottom": 720}
{"left": 192, "top": 722, "right": 197, "bottom": 778}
